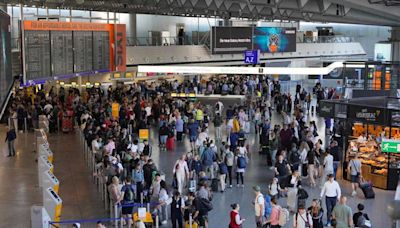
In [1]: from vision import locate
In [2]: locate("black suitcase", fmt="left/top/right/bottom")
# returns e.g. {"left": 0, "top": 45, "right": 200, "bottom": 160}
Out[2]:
{"left": 360, "top": 184, "right": 375, "bottom": 199}
{"left": 211, "top": 178, "right": 219, "bottom": 192}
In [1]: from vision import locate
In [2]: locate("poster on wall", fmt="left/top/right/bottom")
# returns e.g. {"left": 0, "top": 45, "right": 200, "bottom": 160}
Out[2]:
{"left": 212, "top": 27, "right": 252, "bottom": 54}
{"left": 253, "top": 27, "right": 296, "bottom": 53}
{"left": 0, "top": 10, "right": 12, "bottom": 107}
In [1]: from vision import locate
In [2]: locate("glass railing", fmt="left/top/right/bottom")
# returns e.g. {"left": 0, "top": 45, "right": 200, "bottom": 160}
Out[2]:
{"left": 299, "top": 36, "right": 355, "bottom": 43}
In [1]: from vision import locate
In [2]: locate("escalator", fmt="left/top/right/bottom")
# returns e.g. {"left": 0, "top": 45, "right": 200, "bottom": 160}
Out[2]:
{"left": 0, "top": 77, "right": 18, "bottom": 123}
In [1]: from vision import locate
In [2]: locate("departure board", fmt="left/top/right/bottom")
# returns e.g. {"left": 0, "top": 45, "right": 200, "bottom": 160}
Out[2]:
{"left": 73, "top": 31, "right": 93, "bottom": 73}
{"left": 51, "top": 31, "right": 73, "bottom": 76}
{"left": 25, "top": 30, "right": 51, "bottom": 80}
{"left": 93, "top": 31, "right": 110, "bottom": 70}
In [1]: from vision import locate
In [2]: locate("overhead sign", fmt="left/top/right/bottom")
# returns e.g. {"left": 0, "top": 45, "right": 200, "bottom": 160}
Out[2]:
{"left": 244, "top": 50, "right": 260, "bottom": 64}
{"left": 381, "top": 139, "right": 400, "bottom": 153}
{"left": 319, "top": 102, "right": 335, "bottom": 118}
{"left": 348, "top": 106, "right": 385, "bottom": 124}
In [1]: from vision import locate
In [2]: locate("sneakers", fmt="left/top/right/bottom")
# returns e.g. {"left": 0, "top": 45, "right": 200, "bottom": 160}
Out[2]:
{"left": 241, "top": 185, "right": 244, "bottom": 188}
{"left": 351, "top": 191, "right": 357, "bottom": 197}
{"left": 161, "top": 220, "right": 168, "bottom": 225}
{"left": 237, "top": 184, "right": 240, "bottom": 187}
{"left": 229, "top": 185, "right": 232, "bottom": 188}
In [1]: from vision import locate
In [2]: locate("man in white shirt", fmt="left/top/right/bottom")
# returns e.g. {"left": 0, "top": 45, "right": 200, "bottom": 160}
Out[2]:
{"left": 320, "top": 174, "right": 341, "bottom": 227}
{"left": 294, "top": 204, "right": 313, "bottom": 228}
{"left": 320, "top": 152, "right": 334, "bottom": 187}
{"left": 253, "top": 186, "right": 265, "bottom": 227}
{"left": 128, "top": 139, "right": 139, "bottom": 154}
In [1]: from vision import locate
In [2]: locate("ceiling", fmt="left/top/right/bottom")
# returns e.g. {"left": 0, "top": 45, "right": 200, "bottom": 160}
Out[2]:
{"left": 2, "top": 0, "right": 400, "bottom": 26}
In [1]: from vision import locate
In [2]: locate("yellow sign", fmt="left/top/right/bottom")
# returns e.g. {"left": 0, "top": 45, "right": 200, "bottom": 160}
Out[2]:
{"left": 126, "top": 72, "right": 133, "bottom": 78}
{"left": 112, "top": 103, "right": 120, "bottom": 119}
{"left": 139, "top": 129, "right": 149, "bottom": 140}
{"left": 133, "top": 212, "right": 153, "bottom": 223}
{"left": 114, "top": 73, "right": 121, "bottom": 78}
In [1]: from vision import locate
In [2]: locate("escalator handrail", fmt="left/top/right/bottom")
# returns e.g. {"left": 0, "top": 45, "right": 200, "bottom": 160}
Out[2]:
{"left": 0, "top": 79, "right": 17, "bottom": 121}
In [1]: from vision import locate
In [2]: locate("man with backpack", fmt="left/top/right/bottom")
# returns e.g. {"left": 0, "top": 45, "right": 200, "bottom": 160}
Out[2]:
{"left": 201, "top": 144, "right": 217, "bottom": 179}
{"left": 218, "top": 159, "right": 228, "bottom": 192}
{"left": 353, "top": 203, "right": 371, "bottom": 228}
{"left": 293, "top": 204, "right": 313, "bottom": 228}
{"left": 121, "top": 176, "right": 136, "bottom": 226}
{"left": 236, "top": 154, "right": 247, "bottom": 187}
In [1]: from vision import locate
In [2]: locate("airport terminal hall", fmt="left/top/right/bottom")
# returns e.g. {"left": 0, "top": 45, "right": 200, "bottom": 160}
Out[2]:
{"left": 1, "top": 0, "right": 400, "bottom": 228}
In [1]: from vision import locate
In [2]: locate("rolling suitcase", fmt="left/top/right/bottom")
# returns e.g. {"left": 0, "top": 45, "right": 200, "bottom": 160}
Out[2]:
{"left": 360, "top": 182, "right": 375, "bottom": 199}
{"left": 211, "top": 178, "right": 219, "bottom": 192}
{"left": 166, "top": 137, "right": 175, "bottom": 151}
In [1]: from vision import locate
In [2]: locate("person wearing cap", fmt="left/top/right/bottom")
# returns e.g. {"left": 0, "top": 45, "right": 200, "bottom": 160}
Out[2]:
{"left": 320, "top": 174, "right": 341, "bottom": 227}
{"left": 253, "top": 185, "right": 265, "bottom": 227}
{"left": 72, "top": 223, "right": 80, "bottom": 228}
{"left": 294, "top": 204, "right": 313, "bottom": 228}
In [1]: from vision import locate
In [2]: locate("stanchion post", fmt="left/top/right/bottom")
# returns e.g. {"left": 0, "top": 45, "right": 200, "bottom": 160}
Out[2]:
{"left": 147, "top": 203, "right": 150, "bottom": 213}
{"left": 155, "top": 215, "right": 159, "bottom": 228}
{"left": 189, "top": 214, "right": 193, "bottom": 228}
{"left": 8, "top": 117, "right": 11, "bottom": 129}
{"left": 140, "top": 193, "right": 144, "bottom": 205}
{"left": 114, "top": 204, "right": 119, "bottom": 228}
{"left": 24, "top": 117, "right": 27, "bottom": 132}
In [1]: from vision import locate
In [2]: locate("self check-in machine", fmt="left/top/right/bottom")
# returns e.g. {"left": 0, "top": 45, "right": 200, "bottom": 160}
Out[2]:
{"left": 30, "top": 205, "right": 51, "bottom": 228}
{"left": 43, "top": 170, "right": 59, "bottom": 194}
{"left": 43, "top": 188, "right": 62, "bottom": 225}
{"left": 39, "top": 143, "right": 53, "bottom": 163}
{"left": 38, "top": 156, "right": 54, "bottom": 187}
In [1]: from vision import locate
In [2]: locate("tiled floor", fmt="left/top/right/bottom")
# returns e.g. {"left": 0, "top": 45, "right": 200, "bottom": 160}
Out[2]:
{"left": 0, "top": 106, "right": 397, "bottom": 227}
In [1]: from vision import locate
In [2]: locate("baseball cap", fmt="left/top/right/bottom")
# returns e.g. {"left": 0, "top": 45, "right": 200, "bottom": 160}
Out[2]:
{"left": 253, "top": 186, "right": 261, "bottom": 192}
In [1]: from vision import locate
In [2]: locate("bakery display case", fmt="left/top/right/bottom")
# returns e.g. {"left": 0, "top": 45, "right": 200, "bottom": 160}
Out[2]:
{"left": 346, "top": 139, "right": 400, "bottom": 190}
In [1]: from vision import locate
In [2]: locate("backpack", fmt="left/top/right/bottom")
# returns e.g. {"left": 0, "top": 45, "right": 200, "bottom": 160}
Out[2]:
{"left": 357, "top": 214, "right": 371, "bottom": 228}
{"left": 264, "top": 195, "right": 272, "bottom": 217}
{"left": 278, "top": 207, "right": 289, "bottom": 226}
{"left": 198, "top": 198, "right": 213, "bottom": 212}
{"left": 219, "top": 163, "right": 228, "bottom": 175}
{"left": 237, "top": 156, "right": 247, "bottom": 169}
{"left": 290, "top": 151, "right": 300, "bottom": 164}
{"left": 123, "top": 185, "right": 135, "bottom": 203}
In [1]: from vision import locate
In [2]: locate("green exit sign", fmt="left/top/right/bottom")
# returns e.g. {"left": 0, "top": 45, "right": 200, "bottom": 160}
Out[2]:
{"left": 381, "top": 140, "right": 400, "bottom": 153}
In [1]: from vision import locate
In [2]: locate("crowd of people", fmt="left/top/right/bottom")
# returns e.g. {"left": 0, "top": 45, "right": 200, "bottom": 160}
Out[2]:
{"left": 6, "top": 76, "right": 370, "bottom": 228}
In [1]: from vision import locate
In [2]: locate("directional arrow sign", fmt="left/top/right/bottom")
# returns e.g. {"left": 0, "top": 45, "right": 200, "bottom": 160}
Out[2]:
{"left": 381, "top": 140, "right": 400, "bottom": 153}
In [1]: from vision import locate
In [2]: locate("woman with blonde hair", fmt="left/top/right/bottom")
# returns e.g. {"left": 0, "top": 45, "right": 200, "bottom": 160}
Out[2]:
{"left": 307, "top": 199, "right": 324, "bottom": 228}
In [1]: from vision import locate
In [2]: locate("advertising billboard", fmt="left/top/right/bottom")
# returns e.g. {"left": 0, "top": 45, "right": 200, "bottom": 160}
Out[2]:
{"left": 374, "top": 43, "right": 392, "bottom": 61}
{"left": 0, "top": 10, "right": 12, "bottom": 108}
{"left": 253, "top": 27, "right": 296, "bottom": 53}
{"left": 212, "top": 27, "right": 252, "bottom": 54}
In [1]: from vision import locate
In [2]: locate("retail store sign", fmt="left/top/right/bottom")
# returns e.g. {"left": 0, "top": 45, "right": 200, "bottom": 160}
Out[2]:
{"left": 381, "top": 140, "right": 400, "bottom": 153}
{"left": 244, "top": 50, "right": 260, "bottom": 64}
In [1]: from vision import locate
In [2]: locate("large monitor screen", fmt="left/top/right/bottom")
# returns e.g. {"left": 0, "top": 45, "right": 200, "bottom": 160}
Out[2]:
{"left": 0, "top": 10, "right": 12, "bottom": 107}
{"left": 212, "top": 27, "right": 252, "bottom": 54}
{"left": 253, "top": 27, "right": 296, "bottom": 53}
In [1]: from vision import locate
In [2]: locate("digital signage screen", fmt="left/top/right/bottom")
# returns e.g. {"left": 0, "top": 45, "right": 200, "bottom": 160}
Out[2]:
{"left": 212, "top": 26, "right": 252, "bottom": 54}
{"left": 253, "top": 27, "right": 296, "bottom": 53}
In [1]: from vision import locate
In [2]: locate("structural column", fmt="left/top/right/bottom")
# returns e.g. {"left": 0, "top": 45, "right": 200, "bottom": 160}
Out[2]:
{"left": 391, "top": 27, "right": 400, "bottom": 62}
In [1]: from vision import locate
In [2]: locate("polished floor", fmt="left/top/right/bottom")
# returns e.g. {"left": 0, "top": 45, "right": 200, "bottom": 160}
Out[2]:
{"left": 0, "top": 108, "right": 397, "bottom": 228}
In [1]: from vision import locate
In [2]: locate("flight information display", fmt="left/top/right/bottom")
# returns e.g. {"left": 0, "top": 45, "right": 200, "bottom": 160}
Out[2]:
{"left": 73, "top": 31, "right": 93, "bottom": 73}
{"left": 51, "top": 31, "right": 73, "bottom": 76}
{"left": 25, "top": 30, "right": 51, "bottom": 80}
{"left": 93, "top": 31, "right": 110, "bottom": 71}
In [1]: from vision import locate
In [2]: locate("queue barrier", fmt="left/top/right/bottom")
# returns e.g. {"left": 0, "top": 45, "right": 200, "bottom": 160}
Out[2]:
{"left": 43, "top": 187, "right": 62, "bottom": 226}
{"left": 79, "top": 129, "right": 167, "bottom": 228}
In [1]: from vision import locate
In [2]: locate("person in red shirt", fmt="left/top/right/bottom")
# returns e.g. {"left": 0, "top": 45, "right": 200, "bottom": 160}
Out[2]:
{"left": 229, "top": 203, "right": 245, "bottom": 228}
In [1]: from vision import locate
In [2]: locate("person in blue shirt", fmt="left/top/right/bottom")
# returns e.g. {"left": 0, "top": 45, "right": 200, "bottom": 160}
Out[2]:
{"left": 175, "top": 117, "right": 184, "bottom": 142}
{"left": 132, "top": 164, "right": 144, "bottom": 202}
{"left": 187, "top": 119, "right": 199, "bottom": 151}
{"left": 201, "top": 143, "right": 217, "bottom": 179}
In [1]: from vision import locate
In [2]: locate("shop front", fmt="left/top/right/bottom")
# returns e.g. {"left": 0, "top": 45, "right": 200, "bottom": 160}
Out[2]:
{"left": 320, "top": 97, "right": 400, "bottom": 190}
